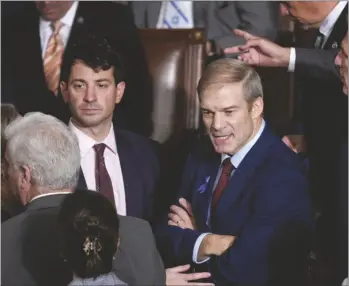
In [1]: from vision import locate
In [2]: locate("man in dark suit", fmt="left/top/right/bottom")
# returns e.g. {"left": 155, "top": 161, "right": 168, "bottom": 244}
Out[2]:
{"left": 1, "top": 1, "right": 153, "bottom": 136}
{"left": 1, "top": 112, "right": 168, "bottom": 286}
{"left": 224, "top": 2, "right": 348, "bottom": 284}
{"left": 59, "top": 34, "right": 159, "bottom": 223}
{"left": 155, "top": 59, "right": 312, "bottom": 285}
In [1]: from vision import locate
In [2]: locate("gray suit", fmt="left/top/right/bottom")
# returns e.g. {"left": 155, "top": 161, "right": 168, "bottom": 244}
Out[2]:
{"left": 114, "top": 215, "right": 166, "bottom": 285}
{"left": 131, "top": 1, "right": 279, "bottom": 49}
{"left": 1, "top": 194, "right": 165, "bottom": 286}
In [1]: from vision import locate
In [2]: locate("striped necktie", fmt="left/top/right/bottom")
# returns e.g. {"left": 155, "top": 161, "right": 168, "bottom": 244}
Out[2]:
{"left": 43, "top": 21, "right": 64, "bottom": 95}
{"left": 161, "top": 1, "right": 194, "bottom": 29}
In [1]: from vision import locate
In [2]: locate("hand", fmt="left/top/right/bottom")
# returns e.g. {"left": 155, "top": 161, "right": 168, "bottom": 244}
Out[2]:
{"left": 224, "top": 29, "right": 291, "bottom": 68}
{"left": 168, "top": 198, "right": 197, "bottom": 230}
{"left": 198, "top": 234, "right": 236, "bottom": 261}
{"left": 282, "top": 135, "right": 306, "bottom": 154}
{"left": 166, "top": 264, "right": 214, "bottom": 286}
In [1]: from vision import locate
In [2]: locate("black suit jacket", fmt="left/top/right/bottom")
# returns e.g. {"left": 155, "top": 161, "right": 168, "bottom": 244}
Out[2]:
{"left": 77, "top": 127, "right": 161, "bottom": 223}
{"left": 2, "top": 1, "right": 153, "bottom": 136}
{"left": 292, "top": 5, "right": 348, "bottom": 206}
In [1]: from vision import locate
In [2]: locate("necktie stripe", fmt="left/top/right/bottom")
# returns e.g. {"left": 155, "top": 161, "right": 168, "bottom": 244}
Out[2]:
{"left": 43, "top": 20, "right": 63, "bottom": 95}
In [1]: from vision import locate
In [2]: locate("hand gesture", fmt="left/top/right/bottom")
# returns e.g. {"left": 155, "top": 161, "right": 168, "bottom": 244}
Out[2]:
{"left": 224, "top": 29, "right": 291, "bottom": 68}
{"left": 166, "top": 264, "right": 214, "bottom": 286}
{"left": 168, "top": 198, "right": 197, "bottom": 230}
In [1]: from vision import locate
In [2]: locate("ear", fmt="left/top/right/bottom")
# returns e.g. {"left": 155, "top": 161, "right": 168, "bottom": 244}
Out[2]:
{"left": 60, "top": 81, "right": 69, "bottom": 103}
{"left": 19, "top": 165, "right": 32, "bottom": 192}
{"left": 250, "top": 97, "right": 264, "bottom": 119}
{"left": 115, "top": 81, "right": 125, "bottom": 104}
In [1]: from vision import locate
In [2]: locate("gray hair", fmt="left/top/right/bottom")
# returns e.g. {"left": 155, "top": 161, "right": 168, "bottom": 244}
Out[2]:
{"left": 4, "top": 112, "right": 80, "bottom": 190}
{"left": 197, "top": 58, "right": 263, "bottom": 104}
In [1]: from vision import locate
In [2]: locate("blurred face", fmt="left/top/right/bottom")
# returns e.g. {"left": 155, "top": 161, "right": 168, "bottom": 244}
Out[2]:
{"left": 335, "top": 32, "right": 348, "bottom": 95}
{"left": 61, "top": 61, "right": 125, "bottom": 129}
{"left": 200, "top": 83, "right": 263, "bottom": 155}
{"left": 280, "top": 1, "right": 331, "bottom": 27}
{"left": 36, "top": 1, "right": 74, "bottom": 22}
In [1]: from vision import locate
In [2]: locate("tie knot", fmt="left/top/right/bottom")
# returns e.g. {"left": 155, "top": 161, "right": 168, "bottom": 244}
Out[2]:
{"left": 51, "top": 21, "right": 63, "bottom": 34}
{"left": 93, "top": 143, "right": 107, "bottom": 156}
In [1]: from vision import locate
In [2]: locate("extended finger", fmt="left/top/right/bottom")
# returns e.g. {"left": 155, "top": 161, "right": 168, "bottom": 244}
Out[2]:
{"left": 183, "top": 272, "right": 211, "bottom": 281}
{"left": 233, "top": 29, "right": 258, "bottom": 40}
{"left": 187, "top": 283, "right": 214, "bottom": 286}
{"left": 223, "top": 45, "right": 241, "bottom": 54}
{"left": 166, "top": 264, "right": 191, "bottom": 273}
{"left": 168, "top": 220, "right": 177, "bottom": 226}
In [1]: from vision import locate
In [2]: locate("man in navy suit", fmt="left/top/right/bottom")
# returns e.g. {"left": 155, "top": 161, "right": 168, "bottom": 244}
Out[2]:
{"left": 155, "top": 59, "right": 312, "bottom": 285}
{"left": 60, "top": 34, "right": 159, "bottom": 223}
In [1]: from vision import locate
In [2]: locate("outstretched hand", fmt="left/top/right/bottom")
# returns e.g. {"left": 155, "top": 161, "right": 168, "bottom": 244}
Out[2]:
{"left": 224, "top": 29, "right": 291, "bottom": 68}
{"left": 166, "top": 264, "right": 214, "bottom": 286}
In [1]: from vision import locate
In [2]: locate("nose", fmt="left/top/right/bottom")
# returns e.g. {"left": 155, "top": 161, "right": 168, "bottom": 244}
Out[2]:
{"left": 83, "top": 87, "right": 97, "bottom": 103}
{"left": 212, "top": 113, "right": 223, "bottom": 131}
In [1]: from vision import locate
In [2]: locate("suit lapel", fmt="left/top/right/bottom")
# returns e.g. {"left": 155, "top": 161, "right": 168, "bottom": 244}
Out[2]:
{"left": 323, "top": 4, "right": 348, "bottom": 50}
{"left": 215, "top": 126, "right": 275, "bottom": 216}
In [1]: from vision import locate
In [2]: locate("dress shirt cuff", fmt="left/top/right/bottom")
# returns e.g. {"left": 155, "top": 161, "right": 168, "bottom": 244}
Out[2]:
{"left": 287, "top": 47, "right": 296, "bottom": 72}
{"left": 192, "top": 233, "right": 211, "bottom": 264}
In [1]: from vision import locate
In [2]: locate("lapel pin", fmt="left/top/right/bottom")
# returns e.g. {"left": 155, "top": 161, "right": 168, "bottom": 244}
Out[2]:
{"left": 332, "top": 42, "right": 338, "bottom": 49}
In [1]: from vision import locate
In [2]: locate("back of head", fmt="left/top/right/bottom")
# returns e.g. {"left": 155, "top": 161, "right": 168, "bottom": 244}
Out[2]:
{"left": 58, "top": 190, "right": 120, "bottom": 279}
{"left": 61, "top": 34, "right": 124, "bottom": 85}
{"left": 4, "top": 112, "right": 80, "bottom": 191}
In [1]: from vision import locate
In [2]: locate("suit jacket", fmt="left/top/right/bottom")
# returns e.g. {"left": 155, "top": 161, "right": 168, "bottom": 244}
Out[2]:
{"left": 155, "top": 124, "right": 312, "bottom": 285}
{"left": 293, "top": 5, "right": 348, "bottom": 212}
{"left": 1, "top": 194, "right": 165, "bottom": 286}
{"left": 77, "top": 128, "right": 160, "bottom": 223}
{"left": 114, "top": 215, "right": 166, "bottom": 285}
{"left": 2, "top": 1, "right": 153, "bottom": 136}
{"left": 131, "top": 1, "right": 279, "bottom": 49}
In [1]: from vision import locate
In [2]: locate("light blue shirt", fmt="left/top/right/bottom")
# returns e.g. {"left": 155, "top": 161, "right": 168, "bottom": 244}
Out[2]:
{"left": 192, "top": 120, "right": 266, "bottom": 264}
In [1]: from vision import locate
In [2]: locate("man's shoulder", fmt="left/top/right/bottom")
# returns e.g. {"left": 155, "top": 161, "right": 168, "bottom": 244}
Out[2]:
{"left": 115, "top": 128, "right": 160, "bottom": 155}
{"left": 118, "top": 214, "right": 151, "bottom": 232}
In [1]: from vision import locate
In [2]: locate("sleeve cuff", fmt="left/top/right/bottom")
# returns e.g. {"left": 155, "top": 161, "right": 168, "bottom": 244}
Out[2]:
{"left": 192, "top": 233, "right": 211, "bottom": 264}
{"left": 288, "top": 47, "right": 296, "bottom": 72}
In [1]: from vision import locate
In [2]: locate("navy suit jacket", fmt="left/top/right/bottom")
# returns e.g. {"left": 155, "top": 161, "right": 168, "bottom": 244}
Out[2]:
{"left": 77, "top": 128, "right": 160, "bottom": 223}
{"left": 155, "top": 124, "right": 312, "bottom": 285}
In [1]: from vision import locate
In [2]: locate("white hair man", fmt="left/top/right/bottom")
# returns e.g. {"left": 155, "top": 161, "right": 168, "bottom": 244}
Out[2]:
{"left": 1, "top": 112, "right": 81, "bottom": 286}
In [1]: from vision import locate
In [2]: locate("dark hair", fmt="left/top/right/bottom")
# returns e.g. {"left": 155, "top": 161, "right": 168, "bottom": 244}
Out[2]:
{"left": 61, "top": 34, "right": 124, "bottom": 84}
{"left": 58, "top": 190, "right": 120, "bottom": 279}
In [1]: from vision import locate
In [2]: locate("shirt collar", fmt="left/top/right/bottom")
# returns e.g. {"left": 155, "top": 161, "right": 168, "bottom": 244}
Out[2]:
{"left": 30, "top": 191, "right": 72, "bottom": 203}
{"left": 319, "top": 2, "right": 347, "bottom": 38}
{"left": 39, "top": 1, "right": 79, "bottom": 31}
{"left": 69, "top": 119, "right": 117, "bottom": 159}
{"left": 221, "top": 119, "right": 266, "bottom": 168}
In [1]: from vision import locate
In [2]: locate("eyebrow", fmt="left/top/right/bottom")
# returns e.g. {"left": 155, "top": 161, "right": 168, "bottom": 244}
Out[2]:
{"left": 71, "top": 78, "right": 112, "bottom": 83}
{"left": 200, "top": 105, "right": 239, "bottom": 112}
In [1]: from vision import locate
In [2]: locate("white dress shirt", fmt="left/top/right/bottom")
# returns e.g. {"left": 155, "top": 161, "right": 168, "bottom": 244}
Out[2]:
{"left": 39, "top": 1, "right": 79, "bottom": 58}
{"left": 69, "top": 121, "right": 127, "bottom": 216}
{"left": 193, "top": 120, "right": 266, "bottom": 263}
{"left": 288, "top": 1, "right": 347, "bottom": 72}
